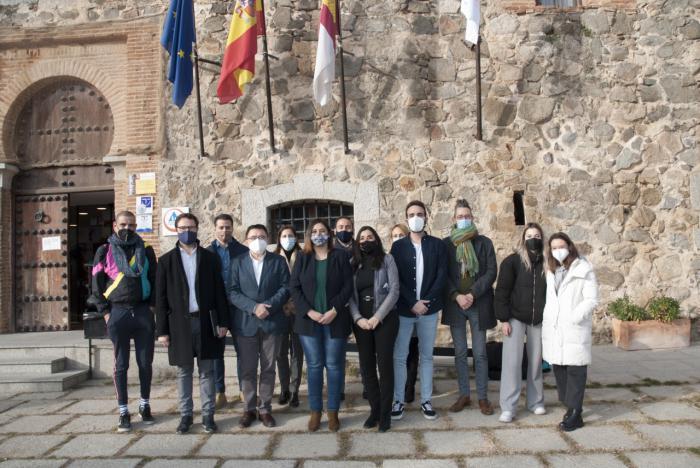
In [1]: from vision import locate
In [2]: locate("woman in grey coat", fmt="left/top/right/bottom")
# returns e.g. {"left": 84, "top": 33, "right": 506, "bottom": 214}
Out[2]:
{"left": 349, "top": 226, "right": 400, "bottom": 432}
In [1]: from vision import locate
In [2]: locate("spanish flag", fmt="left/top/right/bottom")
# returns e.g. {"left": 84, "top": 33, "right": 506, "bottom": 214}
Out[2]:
{"left": 312, "top": 0, "right": 337, "bottom": 106}
{"left": 217, "top": 0, "right": 265, "bottom": 104}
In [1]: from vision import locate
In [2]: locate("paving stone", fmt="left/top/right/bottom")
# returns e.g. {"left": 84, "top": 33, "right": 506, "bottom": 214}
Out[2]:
{"left": 383, "top": 460, "right": 459, "bottom": 468}
{"left": 68, "top": 460, "right": 142, "bottom": 468}
{"left": 3, "top": 399, "right": 76, "bottom": 416}
{"left": 0, "top": 435, "right": 68, "bottom": 457}
{"left": 124, "top": 434, "right": 203, "bottom": 457}
{"left": 633, "top": 423, "right": 700, "bottom": 448}
{"left": 56, "top": 414, "right": 119, "bottom": 433}
{"left": 274, "top": 433, "right": 338, "bottom": 458}
{"left": 492, "top": 427, "right": 569, "bottom": 452}
{"left": 52, "top": 433, "right": 136, "bottom": 457}
{"left": 0, "top": 414, "right": 72, "bottom": 433}
{"left": 546, "top": 453, "right": 627, "bottom": 468}
{"left": 0, "top": 460, "right": 68, "bottom": 468}
{"left": 58, "top": 399, "right": 120, "bottom": 414}
{"left": 197, "top": 434, "right": 271, "bottom": 457}
{"left": 211, "top": 411, "right": 310, "bottom": 433}
{"left": 9, "top": 392, "right": 67, "bottom": 401}
{"left": 464, "top": 455, "right": 543, "bottom": 468}
{"left": 337, "top": 411, "right": 369, "bottom": 432}
{"left": 637, "top": 385, "right": 693, "bottom": 400}
{"left": 389, "top": 409, "right": 451, "bottom": 430}
{"left": 582, "top": 403, "right": 645, "bottom": 423}
{"left": 0, "top": 401, "right": 22, "bottom": 413}
{"left": 348, "top": 432, "right": 414, "bottom": 457}
{"left": 449, "top": 407, "right": 503, "bottom": 429}
{"left": 514, "top": 408, "right": 566, "bottom": 427}
{"left": 584, "top": 387, "right": 638, "bottom": 402}
{"left": 63, "top": 385, "right": 117, "bottom": 399}
{"left": 142, "top": 460, "right": 217, "bottom": 468}
{"left": 221, "top": 461, "right": 296, "bottom": 468}
{"left": 306, "top": 462, "right": 376, "bottom": 468}
{"left": 141, "top": 413, "right": 183, "bottom": 433}
{"left": 136, "top": 398, "right": 177, "bottom": 414}
{"left": 423, "top": 429, "right": 492, "bottom": 456}
{"left": 624, "top": 451, "right": 700, "bottom": 468}
{"left": 638, "top": 402, "right": 700, "bottom": 420}
{"left": 566, "top": 425, "right": 645, "bottom": 450}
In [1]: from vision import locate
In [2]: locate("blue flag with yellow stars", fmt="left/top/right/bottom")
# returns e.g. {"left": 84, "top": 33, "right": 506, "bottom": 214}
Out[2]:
{"left": 161, "top": 0, "right": 196, "bottom": 108}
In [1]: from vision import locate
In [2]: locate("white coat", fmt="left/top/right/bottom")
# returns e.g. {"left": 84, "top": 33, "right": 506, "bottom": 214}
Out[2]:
{"left": 542, "top": 257, "right": 599, "bottom": 366}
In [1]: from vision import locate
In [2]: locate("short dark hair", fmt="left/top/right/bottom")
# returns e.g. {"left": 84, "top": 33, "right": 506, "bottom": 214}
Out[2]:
{"left": 335, "top": 216, "right": 353, "bottom": 229}
{"left": 115, "top": 210, "right": 136, "bottom": 221}
{"left": 454, "top": 199, "right": 472, "bottom": 212}
{"left": 245, "top": 224, "right": 268, "bottom": 236}
{"left": 214, "top": 214, "right": 233, "bottom": 225}
{"left": 405, "top": 200, "right": 427, "bottom": 218}
{"left": 175, "top": 213, "right": 199, "bottom": 228}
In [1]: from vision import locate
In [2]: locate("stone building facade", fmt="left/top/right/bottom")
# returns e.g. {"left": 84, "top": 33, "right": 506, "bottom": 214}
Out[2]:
{"left": 0, "top": 0, "right": 698, "bottom": 342}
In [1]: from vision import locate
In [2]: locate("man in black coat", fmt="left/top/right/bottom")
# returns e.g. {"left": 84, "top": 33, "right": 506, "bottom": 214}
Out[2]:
{"left": 156, "top": 213, "right": 230, "bottom": 435}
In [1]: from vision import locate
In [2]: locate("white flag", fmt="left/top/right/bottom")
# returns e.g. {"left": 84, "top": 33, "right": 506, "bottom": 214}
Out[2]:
{"left": 462, "top": 0, "right": 480, "bottom": 46}
{"left": 313, "top": 0, "right": 338, "bottom": 106}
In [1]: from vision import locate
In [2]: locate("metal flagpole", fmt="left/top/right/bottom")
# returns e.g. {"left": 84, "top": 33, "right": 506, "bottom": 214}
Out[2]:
{"left": 335, "top": 0, "right": 350, "bottom": 154}
{"left": 260, "top": 0, "right": 276, "bottom": 153}
{"left": 191, "top": 0, "right": 206, "bottom": 158}
{"left": 475, "top": 36, "right": 483, "bottom": 141}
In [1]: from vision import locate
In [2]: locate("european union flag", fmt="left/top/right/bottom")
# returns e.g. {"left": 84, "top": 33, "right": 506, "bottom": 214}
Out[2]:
{"left": 161, "top": 0, "right": 196, "bottom": 108}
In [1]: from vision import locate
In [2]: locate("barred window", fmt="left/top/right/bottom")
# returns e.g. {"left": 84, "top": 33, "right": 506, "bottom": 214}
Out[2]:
{"left": 268, "top": 200, "right": 354, "bottom": 242}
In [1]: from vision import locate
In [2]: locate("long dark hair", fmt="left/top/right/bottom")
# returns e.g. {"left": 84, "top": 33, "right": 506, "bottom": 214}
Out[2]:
{"left": 546, "top": 232, "right": 580, "bottom": 273}
{"left": 302, "top": 218, "right": 334, "bottom": 255}
{"left": 352, "top": 226, "right": 385, "bottom": 270}
{"left": 274, "top": 225, "right": 301, "bottom": 255}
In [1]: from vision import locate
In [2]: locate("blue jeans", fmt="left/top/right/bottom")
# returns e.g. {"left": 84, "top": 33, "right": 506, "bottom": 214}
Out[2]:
{"left": 450, "top": 309, "right": 488, "bottom": 400}
{"left": 393, "top": 312, "right": 439, "bottom": 403}
{"left": 299, "top": 325, "right": 346, "bottom": 412}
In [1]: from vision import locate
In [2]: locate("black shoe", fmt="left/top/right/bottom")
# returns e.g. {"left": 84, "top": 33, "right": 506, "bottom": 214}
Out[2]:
{"left": 202, "top": 415, "right": 218, "bottom": 434}
{"left": 340, "top": 392, "right": 345, "bottom": 402}
{"left": 559, "top": 408, "right": 574, "bottom": 426}
{"left": 176, "top": 415, "right": 193, "bottom": 434}
{"left": 560, "top": 409, "right": 584, "bottom": 432}
{"left": 378, "top": 419, "right": 391, "bottom": 433}
{"left": 117, "top": 412, "right": 131, "bottom": 433}
{"left": 279, "top": 391, "right": 291, "bottom": 405}
{"left": 363, "top": 414, "right": 378, "bottom": 429}
{"left": 289, "top": 392, "right": 300, "bottom": 408}
{"left": 405, "top": 387, "right": 415, "bottom": 404}
{"left": 139, "top": 404, "right": 155, "bottom": 424}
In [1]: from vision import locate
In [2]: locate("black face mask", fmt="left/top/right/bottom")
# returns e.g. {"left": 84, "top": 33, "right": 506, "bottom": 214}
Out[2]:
{"left": 117, "top": 229, "right": 135, "bottom": 242}
{"left": 359, "top": 241, "right": 378, "bottom": 254}
{"left": 336, "top": 231, "right": 353, "bottom": 244}
{"left": 525, "top": 238, "right": 543, "bottom": 253}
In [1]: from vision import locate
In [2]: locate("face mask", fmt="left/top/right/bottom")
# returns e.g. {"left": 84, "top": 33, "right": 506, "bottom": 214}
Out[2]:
{"left": 280, "top": 237, "right": 296, "bottom": 251}
{"left": 456, "top": 219, "right": 472, "bottom": 230}
{"left": 249, "top": 238, "right": 267, "bottom": 255}
{"left": 311, "top": 234, "right": 329, "bottom": 246}
{"left": 552, "top": 248, "right": 569, "bottom": 264}
{"left": 525, "top": 238, "right": 543, "bottom": 253}
{"left": 392, "top": 235, "right": 405, "bottom": 242}
{"left": 359, "top": 241, "right": 378, "bottom": 254}
{"left": 336, "top": 231, "right": 353, "bottom": 243}
{"left": 408, "top": 216, "right": 425, "bottom": 233}
{"left": 117, "top": 228, "right": 134, "bottom": 242}
{"left": 178, "top": 230, "right": 198, "bottom": 245}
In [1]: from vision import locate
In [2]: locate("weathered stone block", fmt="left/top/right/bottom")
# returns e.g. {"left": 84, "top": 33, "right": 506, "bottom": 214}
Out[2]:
{"left": 484, "top": 99, "right": 516, "bottom": 127}
{"left": 654, "top": 254, "right": 682, "bottom": 281}
{"left": 518, "top": 96, "right": 555, "bottom": 124}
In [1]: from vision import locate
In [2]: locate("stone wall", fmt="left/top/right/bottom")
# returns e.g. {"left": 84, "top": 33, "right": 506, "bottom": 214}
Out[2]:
{"left": 1, "top": 0, "right": 699, "bottom": 342}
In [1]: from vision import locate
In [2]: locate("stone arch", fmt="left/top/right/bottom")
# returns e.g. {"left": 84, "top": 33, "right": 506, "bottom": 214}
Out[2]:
{"left": 0, "top": 60, "right": 126, "bottom": 163}
{"left": 241, "top": 173, "right": 380, "bottom": 230}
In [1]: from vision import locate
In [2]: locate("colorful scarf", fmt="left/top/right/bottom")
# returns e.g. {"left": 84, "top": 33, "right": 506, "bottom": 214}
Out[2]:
{"left": 450, "top": 224, "right": 479, "bottom": 278}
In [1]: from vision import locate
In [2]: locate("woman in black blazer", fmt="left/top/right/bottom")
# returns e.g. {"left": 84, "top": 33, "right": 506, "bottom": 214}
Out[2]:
{"left": 290, "top": 219, "right": 353, "bottom": 433}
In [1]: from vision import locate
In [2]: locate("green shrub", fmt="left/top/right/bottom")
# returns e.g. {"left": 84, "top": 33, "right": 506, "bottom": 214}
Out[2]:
{"left": 608, "top": 296, "right": 649, "bottom": 322}
{"left": 646, "top": 296, "right": 681, "bottom": 323}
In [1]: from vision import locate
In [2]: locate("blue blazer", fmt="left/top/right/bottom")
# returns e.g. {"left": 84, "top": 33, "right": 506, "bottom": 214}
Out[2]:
{"left": 389, "top": 234, "right": 448, "bottom": 317}
{"left": 228, "top": 252, "right": 291, "bottom": 337}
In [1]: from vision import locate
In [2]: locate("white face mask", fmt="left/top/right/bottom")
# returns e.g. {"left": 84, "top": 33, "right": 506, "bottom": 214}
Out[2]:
{"left": 552, "top": 248, "right": 569, "bottom": 264}
{"left": 407, "top": 216, "right": 425, "bottom": 233}
{"left": 249, "top": 238, "right": 268, "bottom": 255}
{"left": 456, "top": 219, "right": 472, "bottom": 230}
{"left": 280, "top": 237, "right": 296, "bottom": 251}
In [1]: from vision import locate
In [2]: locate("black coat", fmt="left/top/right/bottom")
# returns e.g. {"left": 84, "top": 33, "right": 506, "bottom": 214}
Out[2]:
{"left": 290, "top": 248, "right": 353, "bottom": 339}
{"left": 494, "top": 252, "right": 546, "bottom": 326}
{"left": 155, "top": 243, "right": 230, "bottom": 366}
{"left": 441, "top": 235, "right": 497, "bottom": 330}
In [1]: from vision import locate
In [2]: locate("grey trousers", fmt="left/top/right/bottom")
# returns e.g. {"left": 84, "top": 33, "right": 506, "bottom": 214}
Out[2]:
{"left": 176, "top": 316, "right": 216, "bottom": 417}
{"left": 450, "top": 309, "right": 488, "bottom": 400}
{"left": 499, "top": 319, "right": 544, "bottom": 413}
{"left": 277, "top": 329, "right": 304, "bottom": 394}
{"left": 238, "top": 330, "right": 282, "bottom": 414}
{"left": 553, "top": 364, "right": 587, "bottom": 410}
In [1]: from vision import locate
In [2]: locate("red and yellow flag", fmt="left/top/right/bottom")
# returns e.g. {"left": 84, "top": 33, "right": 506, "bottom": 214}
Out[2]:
{"left": 217, "top": 0, "right": 265, "bottom": 104}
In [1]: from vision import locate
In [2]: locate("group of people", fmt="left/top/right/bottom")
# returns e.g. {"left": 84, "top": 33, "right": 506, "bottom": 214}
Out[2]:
{"left": 90, "top": 198, "right": 598, "bottom": 435}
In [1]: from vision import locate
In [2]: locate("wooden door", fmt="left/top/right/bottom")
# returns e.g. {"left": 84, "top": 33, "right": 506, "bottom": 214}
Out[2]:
{"left": 15, "top": 194, "right": 70, "bottom": 332}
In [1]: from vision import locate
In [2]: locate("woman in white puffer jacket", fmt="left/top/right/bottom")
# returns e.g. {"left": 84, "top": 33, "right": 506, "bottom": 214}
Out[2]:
{"left": 542, "top": 232, "right": 598, "bottom": 432}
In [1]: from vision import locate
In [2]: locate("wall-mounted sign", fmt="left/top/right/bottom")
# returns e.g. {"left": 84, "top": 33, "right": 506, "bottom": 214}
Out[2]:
{"left": 161, "top": 207, "right": 190, "bottom": 237}
{"left": 135, "top": 172, "right": 156, "bottom": 194}
{"left": 41, "top": 236, "right": 61, "bottom": 251}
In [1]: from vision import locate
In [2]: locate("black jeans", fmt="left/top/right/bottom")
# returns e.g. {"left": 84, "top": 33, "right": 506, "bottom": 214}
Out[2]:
{"left": 353, "top": 312, "right": 399, "bottom": 424}
{"left": 106, "top": 302, "right": 155, "bottom": 406}
{"left": 277, "top": 327, "right": 304, "bottom": 394}
{"left": 552, "top": 364, "right": 587, "bottom": 410}
{"left": 405, "top": 336, "right": 419, "bottom": 394}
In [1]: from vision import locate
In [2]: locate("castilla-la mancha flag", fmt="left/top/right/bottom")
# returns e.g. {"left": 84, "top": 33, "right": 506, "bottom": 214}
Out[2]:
{"left": 312, "top": 0, "right": 337, "bottom": 106}
{"left": 217, "top": 0, "right": 265, "bottom": 104}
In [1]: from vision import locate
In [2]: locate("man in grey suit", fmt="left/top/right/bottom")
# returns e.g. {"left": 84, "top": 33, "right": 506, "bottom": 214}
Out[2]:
{"left": 229, "top": 224, "right": 290, "bottom": 428}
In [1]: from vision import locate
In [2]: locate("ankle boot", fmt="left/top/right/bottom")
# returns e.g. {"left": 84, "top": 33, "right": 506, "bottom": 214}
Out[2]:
{"left": 559, "top": 408, "right": 574, "bottom": 429}
{"left": 327, "top": 411, "right": 340, "bottom": 432}
{"left": 308, "top": 411, "right": 322, "bottom": 432}
{"left": 561, "top": 408, "right": 584, "bottom": 432}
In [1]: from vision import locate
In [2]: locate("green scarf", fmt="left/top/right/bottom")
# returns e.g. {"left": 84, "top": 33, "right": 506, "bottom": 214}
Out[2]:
{"left": 451, "top": 224, "right": 479, "bottom": 278}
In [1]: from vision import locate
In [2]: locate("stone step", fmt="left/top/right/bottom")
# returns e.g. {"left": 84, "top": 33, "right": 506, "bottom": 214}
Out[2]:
{"left": 0, "top": 369, "right": 89, "bottom": 393}
{"left": 0, "top": 357, "right": 66, "bottom": 375}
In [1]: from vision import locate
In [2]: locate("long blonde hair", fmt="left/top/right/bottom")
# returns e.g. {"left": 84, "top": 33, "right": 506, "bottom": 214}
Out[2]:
{"left": 517, "top": 222, "right": 545, "bottom": 272}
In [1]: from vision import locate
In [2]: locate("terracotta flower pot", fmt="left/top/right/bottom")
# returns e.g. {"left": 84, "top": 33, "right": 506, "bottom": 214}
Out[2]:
{"left": 612, "top": 318, "right": 691, "bottom": 351}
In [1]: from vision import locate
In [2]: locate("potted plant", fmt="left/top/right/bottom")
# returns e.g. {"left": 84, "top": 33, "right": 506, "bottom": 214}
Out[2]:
{"left": 609, "top": 296, "right": 691, "bottom": 350}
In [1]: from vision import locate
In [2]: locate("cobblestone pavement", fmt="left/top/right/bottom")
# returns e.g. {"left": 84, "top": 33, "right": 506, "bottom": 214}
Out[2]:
{"left": 0, "top": 346, "right": 699, "bottom": 467}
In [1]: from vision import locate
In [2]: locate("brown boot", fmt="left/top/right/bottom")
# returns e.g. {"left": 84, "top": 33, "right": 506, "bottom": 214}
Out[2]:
{"left": 308, "top": 411, "right": 322, "bottom": 432}
{"left": 478, "top": 399, "right": 494, "bottom": 415}
{"left": 215, "top": 393, "right": 227, "bottom": 410}
{"left": 327, "top": 411, "right": 340, "bottom": 432}
{"left": 449, "top": 395, "right": 471, "bottom": 413}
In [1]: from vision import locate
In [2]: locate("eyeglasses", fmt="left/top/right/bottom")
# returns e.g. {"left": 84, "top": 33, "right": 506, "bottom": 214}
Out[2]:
{"left": 247, "top": 235, "right": 267, "bottom": 241}
{"left": 176, "top": 226, "right": 197, "bottom": 232}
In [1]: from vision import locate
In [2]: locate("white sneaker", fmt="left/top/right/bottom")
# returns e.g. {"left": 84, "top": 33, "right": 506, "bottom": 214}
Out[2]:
{"left": 532, "top": 406, "right": 546, "bottom": 415}
{"left": 498, "top": 411, "right": 514, "bottom": 423}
